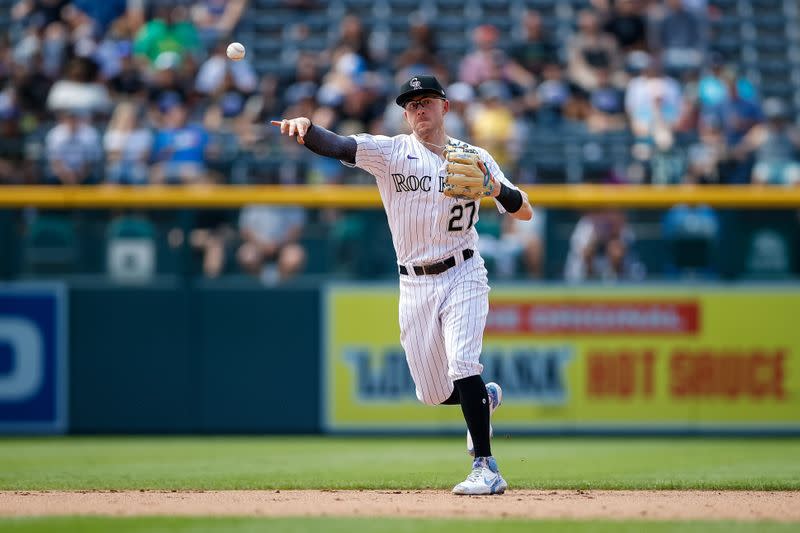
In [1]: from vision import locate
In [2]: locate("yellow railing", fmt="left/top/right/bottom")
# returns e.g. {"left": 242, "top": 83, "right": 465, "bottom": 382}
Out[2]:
{"left": 1, "top": 185, "right": 799, "bottom": 208}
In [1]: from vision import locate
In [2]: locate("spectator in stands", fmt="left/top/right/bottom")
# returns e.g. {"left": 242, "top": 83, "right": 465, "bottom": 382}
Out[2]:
{"left": 284, "top": 21, "right": 311, "bottom": 55}
{"left": 693, "top": 132, "right": 724, "bottom": 182}
{"left": 395, "top": 44, "right": 447, "bottom": 88}
{"left": 320, "top": 47, "right": 368, "bottom": 107}
{"left": 470, "top": 81, "right": 517, "bottom": 170}
{"left": 686, "top": 117, "right": 726, "bottom": 184}
{"left": 507, "top": 10, "right": 557, "bottom": 85}
{"left": 734, "top": 98, "right": 800, "bottom": 186}
{"left": 698, "top": 65, "right": 761, "bottom": 147}
{"left": 718, "top": 74, "right": 761, "bottom": 149}
{"left": 479, "top": 209, "right": 545, "bottom": 279}
{"left": 44, "top": 108, "right": 102, "bottom": 185}
{"left": 239, "top": 75, "right": 281, "bottom": 146}
{"left": 508, "top": 210, "right": 545, "bottom": 279}
{"left": 474, "top": 210, "right": 509, "bottom": 277}
{"left": 662, "top": 154, "right": 720, "bottom": 276}
{"left": 211, "top": 68, "right": 251, "bottom": 121}
{"left": 282, "top": 82, "right": 319, "bottom": 126}
{"left": 133, "top": 4, "right": 202, "bottom": 67}
{"left": 67, "top": 0, "right": 128, "bottom": 38}
{"left": 395, "top": 21, "right": 448, "bottom": 84}
{"left": 14, "top": 17, "right": 69, "bottom": 78}
{"left": 536, "top": 63, "right": 572, "bottom": 122}
{"left": 443, "top": 82, "right": 474, "bottom": 142}
{"left": 108, "top": 43, "right": 146, "bottom": 96}
{"left": 190, "top": 209, "right": 236, "bottom": 278}
{"left": 94, "top": 16, "right": 135, "bottom": 82}
{"left": 696, "top": 55, "right": 727, "bottom": 112}
{"left": 568, "top": 10, "right": 623, "bottom": 92}
{"left": 600, "top": 0, "right": 647, "bottom": 52}
{"left": 12, "top": 0, "right": 69, "bottom": 29}
{"left": 13, "top": 52, "right": 52, "bottom": 118}
{"left": 46, "top": 56, "right": 113, "bottom": 114}
{"left": 150, "top": 99, "right": 210, "bottom": 184}
{"left": 12, "top": 20, "right": 41, "bottom": 68}
{"left": 531, "top": 61, "right": 571, "bottom": 126}
{"left": 310, "top": 119, "right": 353, "bottom": 184}
{"left": 191, "top": 0, "right": 248, "bottom": 48}
{"left": 650, "top": 0, "right": 705, "bottom": 73}
{"left": 408, "top": 17, "right": 439, "bottom": 62}
{"left": 146, "top": 52, "right": 191, "bottom": 114}
{"left": 237, "top": 205, "right": 306, "bottom": 284}
{"left": 202, "top": 99, "right": 244, "bottom": 182}
{"left": 0, "top": 84, "right": 27, "bottom": 184}
{"left": 698, "top": 57, "right": 758, "bottom": 116}
{"left": 0, "top": 35, "right": 13, "bottom": 79}
{"left": 332, "top": 14, "right": 374, "bottom": 68}
{"left": 103, "top": 101, "right": 152, "bottom": 185}
{"left": 565, "top": 209, "right": 645, "bottom": 282}
{"left": 458, "top": 24, "right": 507, "bottom": 88}
{"left": 196, "top": 40, "right": 257, "bottom": 96}
{"left": 283, "top": 53, "right": 320, "bottom": 89}
{"left": 587, "top": 66, "right": 627, "bottom": 132}
{"left": 625, "top": 53, "right": 682, "bottom": 139}
{"left": 340, "top": 84, "right": 380, "bottom": 133}
{"left": 662, "top": 202, "right": 719, "bottom": 277}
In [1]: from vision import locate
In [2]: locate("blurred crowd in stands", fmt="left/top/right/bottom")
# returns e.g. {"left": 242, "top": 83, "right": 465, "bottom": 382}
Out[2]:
{"left": 0, "top": 0, "right": 798, "bottom": 284}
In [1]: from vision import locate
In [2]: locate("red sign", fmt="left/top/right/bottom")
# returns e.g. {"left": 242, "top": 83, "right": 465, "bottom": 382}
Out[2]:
{"left": 486, "top": 301, "right": 700, "bottom": 336}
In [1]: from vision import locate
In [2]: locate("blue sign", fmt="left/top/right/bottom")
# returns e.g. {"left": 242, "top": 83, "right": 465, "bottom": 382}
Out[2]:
{"left": 0, "top": 283, "right": 67, "bottom": 433}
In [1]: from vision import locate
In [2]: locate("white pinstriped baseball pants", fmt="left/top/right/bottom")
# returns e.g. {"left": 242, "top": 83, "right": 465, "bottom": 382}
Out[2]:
{"left": 398, "top": 252, "right": 489, "bottom": 405}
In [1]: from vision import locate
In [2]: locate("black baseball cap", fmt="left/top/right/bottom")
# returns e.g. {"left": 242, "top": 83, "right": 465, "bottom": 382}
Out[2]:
{"left": 396, "top": 75, "right": 447, "bottom": 107}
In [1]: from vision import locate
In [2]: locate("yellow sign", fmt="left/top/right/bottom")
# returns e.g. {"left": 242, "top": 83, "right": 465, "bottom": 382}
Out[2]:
{"left": 324, "top": 286, "right": 800, "bottom": 432}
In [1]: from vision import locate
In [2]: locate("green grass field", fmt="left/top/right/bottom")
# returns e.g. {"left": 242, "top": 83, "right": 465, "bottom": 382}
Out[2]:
{"left": 2, "top": 517, "right": 799, "bottom": 533}
{"left": 1, "top": 436, "right": 798, "bottom": 532}
{"left": 1, "top": 436, "right": 798, "bottom": 490}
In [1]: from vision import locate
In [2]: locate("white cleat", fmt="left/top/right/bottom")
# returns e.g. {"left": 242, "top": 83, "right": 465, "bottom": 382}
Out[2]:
{"left": 467, "top": 382, "right": 502, "bottom": 457}
{"left": 452, "top": 456, "right": 508, "bottom": 495}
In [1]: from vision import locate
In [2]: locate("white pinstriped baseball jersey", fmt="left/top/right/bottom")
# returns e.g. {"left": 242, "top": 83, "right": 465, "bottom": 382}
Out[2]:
{"left": 343, "top": 134, "right": 516, "bottom": 266}
{"left": 343, "top": 133, "right": 520, "bottom": 404}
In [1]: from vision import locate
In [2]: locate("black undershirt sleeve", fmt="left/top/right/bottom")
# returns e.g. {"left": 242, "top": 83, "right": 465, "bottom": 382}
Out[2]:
{"left": 302, "top": 123, "right": 357, "bottom": 165}
{"left": 495, "top": 183, "right": 523, "bottom": 213}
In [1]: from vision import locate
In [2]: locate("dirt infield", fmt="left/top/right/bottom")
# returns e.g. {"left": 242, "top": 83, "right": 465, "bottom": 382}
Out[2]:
{"left": 1, "top": 490, "right": 799, "bottom": 522}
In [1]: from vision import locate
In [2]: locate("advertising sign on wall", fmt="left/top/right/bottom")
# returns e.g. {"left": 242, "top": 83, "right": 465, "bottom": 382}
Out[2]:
{"left": 324, "top": 286, "right": 799, "bottom": 433}
{"left": 0, "top": 283, "right": 68, "bottom": 433}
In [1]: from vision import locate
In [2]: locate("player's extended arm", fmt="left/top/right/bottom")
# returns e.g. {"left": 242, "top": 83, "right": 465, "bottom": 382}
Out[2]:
{"left": 271, "top": 118, "right": 356, "bottom": 165}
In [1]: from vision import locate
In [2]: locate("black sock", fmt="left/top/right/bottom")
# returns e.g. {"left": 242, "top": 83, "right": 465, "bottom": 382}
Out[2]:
{"left": 440, "top": 387, "right": 460, "bottom": 405}
{"left": 454, "top": 375, "right": 491, "bottom": 457}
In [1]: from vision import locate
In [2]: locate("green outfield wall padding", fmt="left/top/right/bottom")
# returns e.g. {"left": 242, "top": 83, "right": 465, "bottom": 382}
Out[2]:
{"left": 68, "top": 282, "right": 320, "bottom": 433}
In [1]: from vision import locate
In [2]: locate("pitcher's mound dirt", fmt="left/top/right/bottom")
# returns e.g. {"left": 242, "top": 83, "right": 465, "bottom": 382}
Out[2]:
{"left": 2, "top": 490, "right": 799, "bottom": 522}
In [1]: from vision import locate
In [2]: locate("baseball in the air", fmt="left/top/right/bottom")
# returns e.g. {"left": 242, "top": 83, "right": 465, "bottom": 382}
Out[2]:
{"left": 226, "top": 42, "right": 246, "bottom": 61}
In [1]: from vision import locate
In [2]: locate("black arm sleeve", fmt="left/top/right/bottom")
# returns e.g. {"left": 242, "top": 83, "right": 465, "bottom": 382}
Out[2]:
{"left": 302, "top": 123, "right": 357, "bottom": 165}
{"left": 496, "top": 183, "right": 523, "bottom": 213}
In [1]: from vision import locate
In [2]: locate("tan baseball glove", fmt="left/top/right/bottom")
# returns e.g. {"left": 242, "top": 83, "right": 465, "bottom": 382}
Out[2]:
{"left": 442, "top": 141, "right": 494, "bottom": 200}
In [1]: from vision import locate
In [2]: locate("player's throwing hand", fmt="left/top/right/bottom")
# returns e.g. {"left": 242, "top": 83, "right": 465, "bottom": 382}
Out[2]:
{"left": 271, "top": 118, "right": 311, "bottom": 145}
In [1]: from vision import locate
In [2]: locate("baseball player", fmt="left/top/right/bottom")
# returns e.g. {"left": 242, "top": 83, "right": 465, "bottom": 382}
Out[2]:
{"left": 272, "top": 75, "right": 533, "bottom": 495}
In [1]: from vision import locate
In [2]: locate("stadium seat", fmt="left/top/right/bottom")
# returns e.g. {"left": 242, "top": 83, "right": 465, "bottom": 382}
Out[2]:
{"left": 22, "top": 216, "right": 79, "bottom": 276}
{"left": 106, "top": 217, "right": 157, "bottom": 284}
{"left": 742, "top": 229, "right": 793, "bottom": 280}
